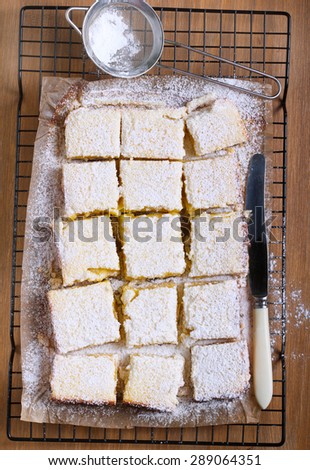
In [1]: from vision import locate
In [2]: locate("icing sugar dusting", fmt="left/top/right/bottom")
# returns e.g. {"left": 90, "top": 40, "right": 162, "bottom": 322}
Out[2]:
{"left": 288, "top": 289, "right": 309, "bottom": 329}
{"left": 20, "top": 76, "right": 271, "bottom": 428}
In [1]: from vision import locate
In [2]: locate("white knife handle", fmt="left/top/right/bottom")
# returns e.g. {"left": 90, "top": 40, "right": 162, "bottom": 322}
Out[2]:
{"left": 253, "top": 306, "right": 273, "bottom": 409}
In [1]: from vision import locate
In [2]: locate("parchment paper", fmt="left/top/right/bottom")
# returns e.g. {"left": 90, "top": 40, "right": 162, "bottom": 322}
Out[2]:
{"left": 20, "top": 76, "right": 273, "bottom": 428}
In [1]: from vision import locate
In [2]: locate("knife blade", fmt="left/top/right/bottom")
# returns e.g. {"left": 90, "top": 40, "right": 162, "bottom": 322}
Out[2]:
{"left": 246, "top": 154, "right": 273, "bottom": 409}
{"left": 246, "top": 154, "right": 268, "bottom": 298}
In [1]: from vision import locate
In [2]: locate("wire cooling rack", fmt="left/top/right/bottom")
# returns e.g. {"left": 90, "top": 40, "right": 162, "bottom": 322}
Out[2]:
{"left": 8, "top": 6, "right": 290, "bottom": 446}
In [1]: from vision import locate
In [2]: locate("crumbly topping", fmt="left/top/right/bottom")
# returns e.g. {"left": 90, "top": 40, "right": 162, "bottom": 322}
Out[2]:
{"left": 58, "top": 216, "right": 120, "bottom": 286}
{"left": 122, "top": 284, "right": 178, "bottom": 347}
{"left": 183, "top": 280, "right": 241, "bottom": 340}
{"left": 184, "top": 153, "right": 241, "bottom": 210}
{"left": 191, "top": 341, "right": 250, "bottom": 401}
{"left": 121, "top": 214, "right": 186, "bottom": 280}
{"left": 120, "top": 160, "right": 183, "bottom": 212}
{"left": 189, "top": 211, "right": 249, "bottom": 277}
{"left": 121, "top": 109, "right": 185, "bottom": 160}
{"left": 48, "top": 281, "right": 120, "bottom": 354}
{"left": 63, "top": 161, "right": 119, "bottom": 218}
{"left": 51, "top": 354, "right": 118, "bottom": 405}
{"left": 65, "top": 107, "right": 121, "bottom": 158}
{"left": 123, "top": 354, "right": 185, "bottom": 411}
{"left": 186, "top": 98, "right": 247, "bottom": 156}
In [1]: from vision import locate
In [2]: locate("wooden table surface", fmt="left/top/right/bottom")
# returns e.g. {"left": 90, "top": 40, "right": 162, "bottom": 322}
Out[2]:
{"left": 0, "top": 0, "right": 309, "bottom": 451}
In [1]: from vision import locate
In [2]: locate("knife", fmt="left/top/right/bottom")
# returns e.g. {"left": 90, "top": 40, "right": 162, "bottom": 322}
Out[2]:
{"left": 246, "top": 154, "right": 273, "bottom": 409}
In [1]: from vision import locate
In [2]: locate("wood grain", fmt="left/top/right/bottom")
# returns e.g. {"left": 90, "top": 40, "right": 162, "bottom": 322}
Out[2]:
{"left": 0, "top": 0, "right": 309, "bottom": 450}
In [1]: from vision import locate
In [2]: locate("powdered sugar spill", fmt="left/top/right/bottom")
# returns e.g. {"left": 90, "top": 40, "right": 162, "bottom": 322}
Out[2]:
{"left": 290, "top": 352, "right": 306, "bottom": 360}
{"left": 288, "top": 289, "right": 309, "bottom": 329}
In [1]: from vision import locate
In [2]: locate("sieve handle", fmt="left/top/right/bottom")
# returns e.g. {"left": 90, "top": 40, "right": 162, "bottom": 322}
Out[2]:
{"left": 164, "top": 39, "right": 282, "bottom": 100}
{"left": 65, "top": 7, "right": 89, "bottom": 37}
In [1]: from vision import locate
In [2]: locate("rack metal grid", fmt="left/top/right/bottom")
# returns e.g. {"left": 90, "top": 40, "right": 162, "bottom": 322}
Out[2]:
{"left": 8, "top": 5, "right": 290, "bottom": 446}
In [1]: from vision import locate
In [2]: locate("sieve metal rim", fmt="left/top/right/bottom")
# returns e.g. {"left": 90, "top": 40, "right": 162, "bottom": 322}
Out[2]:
{"left": 65, "top": 0, "right": 164, "bottom": 78}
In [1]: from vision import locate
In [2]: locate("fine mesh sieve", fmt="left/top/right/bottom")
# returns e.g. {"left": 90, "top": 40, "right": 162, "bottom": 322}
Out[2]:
{"left": 66, "top": 0, "right": 282, "bottom": 99}
{"left": 66, "top": 0, "right": 164, "bottom": 78}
